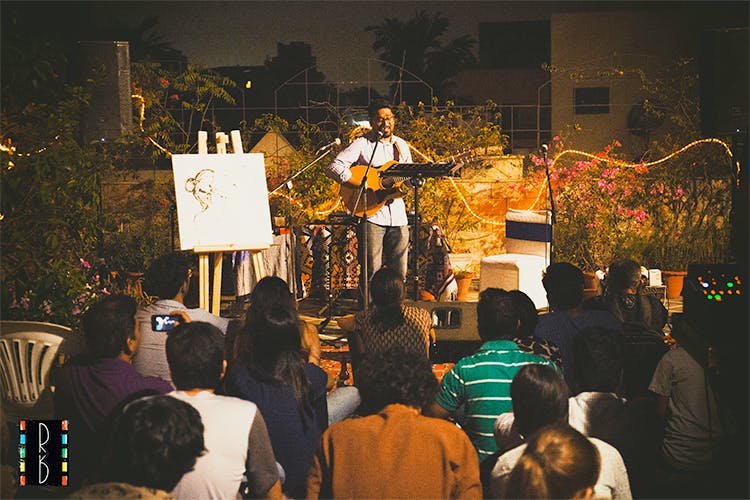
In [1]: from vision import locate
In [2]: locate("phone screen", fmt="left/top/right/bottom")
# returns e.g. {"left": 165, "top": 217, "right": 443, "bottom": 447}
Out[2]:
{"left": 151, "top": 314, "right": 180, "bottom": 332}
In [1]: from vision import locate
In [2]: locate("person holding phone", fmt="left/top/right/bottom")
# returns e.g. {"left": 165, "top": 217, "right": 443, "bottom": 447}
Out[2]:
{"left": 134, "top": 252, "right": 229, "bottom": 384}
{"left": 54, "top": 294, "right": 173, "bottom": 489}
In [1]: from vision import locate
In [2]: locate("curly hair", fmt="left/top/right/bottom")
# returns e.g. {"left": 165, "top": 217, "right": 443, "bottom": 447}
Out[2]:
{"left": 105, "top": 395, "right": 205, "bottom": 492}
{"left": 356, "top": 347, "right": 438, "bottom": 415}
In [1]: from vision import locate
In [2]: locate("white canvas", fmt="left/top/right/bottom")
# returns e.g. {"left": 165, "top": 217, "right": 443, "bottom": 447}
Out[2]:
{"left": 172, "top": 153, "right": 273, "bottom": 251}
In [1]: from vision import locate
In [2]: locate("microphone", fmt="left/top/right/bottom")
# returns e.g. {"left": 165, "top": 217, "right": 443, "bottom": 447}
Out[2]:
{"left": 316, "top": 138, "right": 341, "bottom": 152}
{"left": 540, "top": 143, "right": 549, "bottom": 153}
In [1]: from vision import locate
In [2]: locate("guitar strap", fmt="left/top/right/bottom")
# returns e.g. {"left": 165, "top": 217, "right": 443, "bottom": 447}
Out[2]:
{"left": 393, "top": 142, "right": 401, "bottom": 161}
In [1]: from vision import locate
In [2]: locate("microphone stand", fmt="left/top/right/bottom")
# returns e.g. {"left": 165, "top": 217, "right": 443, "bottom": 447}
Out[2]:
{"left": 351, "top": 133, "right": 381, "bottom": 312}
{"left": 542, "top": 145, "right": 556, "bottom": 264}
{"left": 268, "top": 147, "right": 336, "bottom": 298}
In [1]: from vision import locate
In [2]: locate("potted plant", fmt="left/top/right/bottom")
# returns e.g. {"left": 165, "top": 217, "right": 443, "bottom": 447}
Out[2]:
{"left": 452, "top": 263, "right": 476, "bottom": 302}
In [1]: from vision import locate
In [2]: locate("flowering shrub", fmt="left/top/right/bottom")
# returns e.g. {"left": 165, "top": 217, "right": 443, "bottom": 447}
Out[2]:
{"left": 5, "top": 257, "right": 116, "bottom": 328}
{"left": 524, "top": 137, "right": 732, "bottom": 271}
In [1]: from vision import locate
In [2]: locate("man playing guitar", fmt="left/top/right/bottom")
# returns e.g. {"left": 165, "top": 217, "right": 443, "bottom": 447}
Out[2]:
{"left": 326, "top": 100, "right": 412, "bottom": 304}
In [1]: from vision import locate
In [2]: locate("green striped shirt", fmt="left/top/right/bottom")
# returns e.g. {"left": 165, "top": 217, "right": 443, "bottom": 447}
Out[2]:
{"left": 435, "top": 339, "right": 558, "bottom": 462}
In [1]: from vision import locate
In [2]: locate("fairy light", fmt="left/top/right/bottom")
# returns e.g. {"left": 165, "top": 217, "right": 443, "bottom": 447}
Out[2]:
{"left": 449, "top": 177, "right": 506, "bottom": 226}
{"left": 1, "top": 136, "right": 59, "bottom": 158}
{"left": 521, "top": 137, "right": 736, "bottom": 211}
{"left": 314, "top": 198, "right": 342, "bottom": 216}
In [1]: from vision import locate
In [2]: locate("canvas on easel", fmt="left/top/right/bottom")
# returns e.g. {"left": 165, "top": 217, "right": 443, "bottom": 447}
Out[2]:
{"left": 172, "top": 153, "right": 273, "bottom": 252}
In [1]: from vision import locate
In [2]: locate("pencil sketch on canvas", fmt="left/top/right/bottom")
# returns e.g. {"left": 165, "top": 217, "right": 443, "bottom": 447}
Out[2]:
{"left": 172, "top": 153, "right": 273, "bottom": 251}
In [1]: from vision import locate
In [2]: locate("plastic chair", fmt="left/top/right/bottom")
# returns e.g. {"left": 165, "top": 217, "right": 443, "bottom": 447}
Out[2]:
{"left": 0, "top": 321, "right": 84, "bottom": 419}
{"left": 479, "top": 209, "right": 552, "bottom": 309}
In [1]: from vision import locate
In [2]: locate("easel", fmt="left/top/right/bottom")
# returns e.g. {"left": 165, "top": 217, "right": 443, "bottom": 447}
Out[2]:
{"left": 194, "top": 130, "right": 266, "bottom": 314}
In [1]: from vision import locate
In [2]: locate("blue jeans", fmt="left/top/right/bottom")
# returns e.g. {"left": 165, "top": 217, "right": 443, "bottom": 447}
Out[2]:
{"left": 357, "top": 222, "right": 409, "bottom": 296}
{"left": 326, "top": 385, "right": 361, "bottom": 425}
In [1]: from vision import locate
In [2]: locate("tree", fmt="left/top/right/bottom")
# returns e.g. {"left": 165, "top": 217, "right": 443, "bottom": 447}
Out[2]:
{"left": 366, "top": 11, "right": 475, "bottom": 104}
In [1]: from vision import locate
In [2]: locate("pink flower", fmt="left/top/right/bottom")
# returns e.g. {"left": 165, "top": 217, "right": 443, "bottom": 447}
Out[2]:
{"left": 675, "top": 186, "right": 684, "bottom": 196}
{"left": 71, "top": 306, "right": 81, "bottom": 316}
{"left": 101, "top": 288, "right": 111, "bottom": 295}
{"left": 635, "top": 163, "right": 648, "bottom": 174}
{"left": 9, "top": 299, "right": 18, "bottom": 309}
{"left": 160, "top": 79, "right": 170, "bottom": 88}
{"left": 598, "top": 179, "right": 607, "bottom": 189}
{"left": 169, "top": 94, "right": 180, "bottom": 101}
{"left": 613, "top": 140, "right": 622, "bottom": 147}
{"left": 553, "top": 135, "right": 561, "bottom": 141}
{"left": 42, "top": 304, "right": 52, "bottom": 315}
{"left": 80, "top": 258, "right": 91, "bottom": 269}
{"left": 20, "top": 297, "right": 30, "bottom": 310}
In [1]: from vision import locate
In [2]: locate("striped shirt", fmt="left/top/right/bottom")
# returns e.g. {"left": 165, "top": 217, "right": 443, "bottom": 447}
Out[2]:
{"left": 435, "top": 339, "right": 557, "bottom": 462}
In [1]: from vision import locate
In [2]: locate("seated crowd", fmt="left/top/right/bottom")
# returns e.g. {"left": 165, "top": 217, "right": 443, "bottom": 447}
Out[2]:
{"left": 44, "top": 252, "right": 740, "bottom": 499}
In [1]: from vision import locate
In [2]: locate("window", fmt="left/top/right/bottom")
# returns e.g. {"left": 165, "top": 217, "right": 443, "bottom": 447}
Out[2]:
{"left": 575, "top": 87, "right": 610, "bottom": 114}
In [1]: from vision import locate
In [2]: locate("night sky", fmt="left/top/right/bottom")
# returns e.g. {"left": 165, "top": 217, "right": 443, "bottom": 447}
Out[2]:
{"left": 3, "top": 1, "right": 713, "bottom": 87}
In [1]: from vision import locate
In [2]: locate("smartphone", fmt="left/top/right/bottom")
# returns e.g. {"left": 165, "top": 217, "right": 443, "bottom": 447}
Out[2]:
{"left": 151, "top": 314, "right": 181, "bottom": 332}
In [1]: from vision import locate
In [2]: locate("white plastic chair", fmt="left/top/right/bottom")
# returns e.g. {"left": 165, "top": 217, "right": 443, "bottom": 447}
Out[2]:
{"left": 479, "top": 209, "right": 552, "bottom": 310}
{"left": 0, "top": 321, "right": 82, "bottom": 419}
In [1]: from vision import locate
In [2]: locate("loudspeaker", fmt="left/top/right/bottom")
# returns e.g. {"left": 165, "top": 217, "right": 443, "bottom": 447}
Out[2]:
{"left": 78, "top": 41, "right": 132, "bottom": 143}
{"left": 413, "top": 300, "right": 479, "bottom": 341}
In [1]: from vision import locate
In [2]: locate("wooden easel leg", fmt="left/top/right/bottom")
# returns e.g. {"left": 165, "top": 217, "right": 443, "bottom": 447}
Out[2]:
{"left": 212, "top": 251, "right": 224, "bottom": 315}
{"left": 199, "top": 253, "right": 209, "bottom": 310}
{"left": 252, "top": 251, "right": 266, "bottom": 282}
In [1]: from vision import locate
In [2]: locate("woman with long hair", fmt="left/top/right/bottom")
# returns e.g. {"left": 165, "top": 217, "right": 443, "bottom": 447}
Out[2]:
{"left": 506, "top": 423, "right": 600, "bottom": 499}
{"left": 223, "top": 277, "right": 357, "bottom": 498}
{"left": 350, "top": 267, "right": 434, "bottom": 367}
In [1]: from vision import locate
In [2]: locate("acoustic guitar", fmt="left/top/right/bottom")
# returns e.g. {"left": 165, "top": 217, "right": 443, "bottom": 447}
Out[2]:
{"left": 339, "top": 153, "right": 468, "bottom": 217}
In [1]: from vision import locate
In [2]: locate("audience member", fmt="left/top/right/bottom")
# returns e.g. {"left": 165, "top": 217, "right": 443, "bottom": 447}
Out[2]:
{"left": 54, "top": 294, "right": 173, "bottom": 488}
{"left": 493, "top": 363, "right": 569, "bottom": 456}
{"left": 425, "top": 288, "right": 558, "bottom": 464}
{"left": 648, "top": 313, "right": 727, "bottom": 497}
{"left": 350, "top": 267, "right": 434, "bottom": 367}
{"left": 223, "top": 277, "right": 359, "bottom": 498}
{"left": 490, "top": 364, "right": 632, "bottom": 499}
{"left": 572, "top": 327, "right": 660, "bottom": 496}
{"left": 134, "top": 252, "right": 229, "bottom": 383}
{"left": 586, "top": 259, "right": 669, "bottom": 397}
{"left": 70, "top": 394, "right": 205, "bottom": 498}
{"left": 307, "top": 348, "right": 482, "bottom": 499}
{"left": 507, "top": 289, "right": 562, "bottom": 367}
{"left": 505, "top": 423, "right": 600, "bottom": 499}
{"left": 535, "top": 262, "right": 622, "bottom": 389}
{"left": 236, "top": 276, "right": 322, "bottom": 366}
{"left": 585, "top": 259, "right": 667, "bottom": 333}
{"left": 166, "top": 321, "right": 282, "bottom": 499}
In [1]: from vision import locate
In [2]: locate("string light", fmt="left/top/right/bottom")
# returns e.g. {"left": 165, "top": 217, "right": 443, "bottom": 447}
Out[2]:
{"left": 448, "top": 177, "right": 506, "bottom": 226}
{"left": 522, "top": 137, "right": 736, "bottom": 211}
{"left": 0, "top": 136, "right": 59, "bottom": 158}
